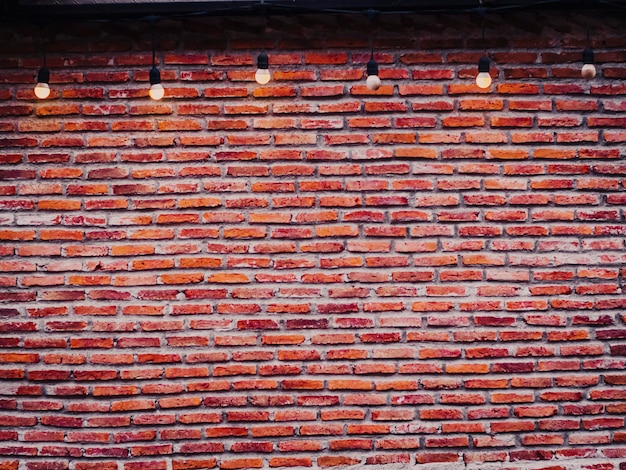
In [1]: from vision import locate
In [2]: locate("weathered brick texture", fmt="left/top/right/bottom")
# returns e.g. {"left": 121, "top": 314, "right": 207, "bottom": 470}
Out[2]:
{"left": 0, "top": 9, "right": 625, "bottom": 470}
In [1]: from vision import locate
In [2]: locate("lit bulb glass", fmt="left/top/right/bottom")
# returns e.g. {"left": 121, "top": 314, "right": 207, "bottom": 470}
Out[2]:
{"left": 475, "top": 72, "right": 492, "bottom": 89}
{"left": 34, "top": 82, "right": 50, "bottom": 99}
{"left": 366, "top": 74, "right": 381, "bottom": 91}
{"left": 581, "top": 63, "right": 596, "bottom": 80}
{"left": 255, "top": 68, "right": 271, "bottom": 85}
{"left": 149, "top": 83, "right": 165, "bottom": 100}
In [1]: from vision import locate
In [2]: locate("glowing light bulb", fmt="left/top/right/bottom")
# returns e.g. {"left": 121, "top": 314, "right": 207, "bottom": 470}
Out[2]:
{"left": 582, "top": 48, "right": 596, "bottom": 80}
{"left": 366, "top": 74, "right": 381, "bottom": 91}
{"left": 34, "top": 67, "right": 50, "bottom": 99}
{"left": 149, "top": 83, "right": 164, "bottom": 100}
{"left": 476, "top": 55, "right": 492, "bottom": 89}
{"left": 475, "top": 72, "right": 492, "bottom": 89}
{"left": 148, "top": 65, "right": 164, "bottom": 100}
{"left": 255, "top": 52, "right": 271, "bottom": 85}
{"left": 366, "top": 56, "right": 381, "bottom": 91}
{"left": 255, "top": 68, "right": 271, "bottom": 85}
{"left": 34, "top": 82, "right": 50, "bottom": 99}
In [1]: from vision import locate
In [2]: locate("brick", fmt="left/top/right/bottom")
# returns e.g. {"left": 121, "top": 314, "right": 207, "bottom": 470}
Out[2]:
{"left": 415, "top": 452, "right": 459, "bottom": 464}
{"left": 220, "top": 459, "right": 263, "bottom": 470}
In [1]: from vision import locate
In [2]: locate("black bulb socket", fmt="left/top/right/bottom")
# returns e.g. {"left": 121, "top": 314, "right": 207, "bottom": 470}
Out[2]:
{"left": 257, "top": 52, "right": 269, "bottom": 70}
{"left": 37, "top": 67, "right": 50, "bottom": 84}
{"left": 478, "top": 55, "right": 490, "bottom": 73}
{"left": 149, "top": 66, "right": 161, "bottom": 85}
{"left": 582, "top": 48, "right": 594, "bottom": 65}
{"left": 367, "top": 57, "right": 379, "bottom": 77}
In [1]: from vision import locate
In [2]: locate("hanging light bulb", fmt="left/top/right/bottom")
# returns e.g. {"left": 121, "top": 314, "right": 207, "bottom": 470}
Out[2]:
{"left": 581, "top": 5, "right": 596, "bottom": 81}
{"left": 147, "top": 18, "right": 164, "bottom": 100}
{"left": 475, "top": 7, "right": 492, "bottom": 90}
{"left": 476, "top": 55, "right": 492, "bottom": 89}
{"left": 34, "top": 66, "right": 50, "bottom": 99}
{"left": 255, "top": 52, "right": 271, "bottom": 85}
{"left": 366, "top": 54, "right": 381, "bottom": 91}
{"left": 364, "top": 9, "right": 381, "bottom": 91}
{"left": 34, "top": 46, "right": 50, "bottom": 100}
{"left": 581, "top": 47, "right": 596, "bottom": 80}
{"left": 255, "top": 12, "right": 271, "bottom": 85}
{"left": 149, "top": 65, "right": 164, "bottom": 100}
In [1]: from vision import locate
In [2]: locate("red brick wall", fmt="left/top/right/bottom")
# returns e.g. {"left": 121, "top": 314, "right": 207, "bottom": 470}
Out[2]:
{"left": 1, "top": 10, "right": 625, "bottom": 470}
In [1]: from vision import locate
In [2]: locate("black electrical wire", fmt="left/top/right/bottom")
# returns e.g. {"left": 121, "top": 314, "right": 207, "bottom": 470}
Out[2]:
{"left": 2, "top": 0, "right": 622, "bottom": 25}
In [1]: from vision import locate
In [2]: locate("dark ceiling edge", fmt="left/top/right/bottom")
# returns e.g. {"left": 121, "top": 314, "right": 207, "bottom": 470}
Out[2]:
{"left": 2, "top": 0, "right": 626, "bottom": 24}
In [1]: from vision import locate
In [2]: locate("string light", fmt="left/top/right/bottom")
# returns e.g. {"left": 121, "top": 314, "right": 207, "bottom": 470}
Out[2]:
{"left": 364, "top": 10, "right": 381, "bottom": 91}
{"left": 366, "top": 53, "right": 381, "bottom": 91}
{"left": 148, "top": 19, "right": 164, "bottom": 100}
{"left": 34, "top": 64, "right": 51, "bottom": 99}
{"left": 475, "top": 5, "right": 492, "bottom": 89}
{"left": 255, "top": 12, "right": 271, "bottom": 85}
{"left": 476, "top": 55, "right": 492, "bottom": 89}
{"left": 34, "top": 40, "right": 50, "bottom": 100}
{"left": 581, "top": 47, "right": 596, "bottom": 79}
{"left": 255, "top": 52, "right": 271, "bottom": 85}
{"left": 581, "top": 6, "right": 596, "bottom": 80}
{"left": 24, "top": 5, "right": 614, "bottom": 98}
{"left": 149, "top": 66, "right": 164, "bottom": 100}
